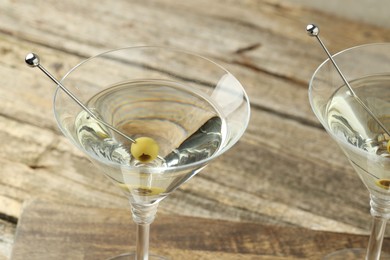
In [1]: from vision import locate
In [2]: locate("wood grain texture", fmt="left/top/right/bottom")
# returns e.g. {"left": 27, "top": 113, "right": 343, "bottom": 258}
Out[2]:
{"left": 11, "top": 200, "right": 390, "bottom": 260}
{"left": 1, "top": 0, "right": 390, "bottom": 259}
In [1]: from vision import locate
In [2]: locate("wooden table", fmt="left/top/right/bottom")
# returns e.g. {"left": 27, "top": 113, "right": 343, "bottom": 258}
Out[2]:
{"left": 1, "top": 1, "right": 390, "bottom": 259}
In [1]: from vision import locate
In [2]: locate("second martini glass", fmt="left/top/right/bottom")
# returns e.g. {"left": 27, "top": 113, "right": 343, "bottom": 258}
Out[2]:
{"left": 309, "top": 43, "right": 390, "bottom": 259}
{"left": 52, "top": 46, "right": 250, "bottom": 259}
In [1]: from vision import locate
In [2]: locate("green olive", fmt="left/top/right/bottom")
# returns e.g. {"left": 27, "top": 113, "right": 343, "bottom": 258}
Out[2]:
{"left": 376, "top": 179, "right": 390, "bottom": 190}
{"left": 130, "top": 137, "right": 159, "bottom": 163}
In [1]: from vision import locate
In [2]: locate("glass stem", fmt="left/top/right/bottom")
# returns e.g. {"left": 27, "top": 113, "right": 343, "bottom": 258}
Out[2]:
{"left": 131, "top": 203, "right": 159, "bottom": 260}
{"left": 366, "top": 194, "right": 390, "bottom": 260}
{"left": 366, "top": 216, "right": 387, "bottom": 260}
{"left": 136, "top": 224, "right": 150, "bottom": 260}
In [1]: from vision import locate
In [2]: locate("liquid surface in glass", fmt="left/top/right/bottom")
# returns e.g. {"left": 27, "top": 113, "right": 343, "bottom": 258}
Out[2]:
{"left": 74, "top": 80, "right": 226, "bottom": 201}
{"left": 326, "top": 74, "right": 390, "bottom": 191}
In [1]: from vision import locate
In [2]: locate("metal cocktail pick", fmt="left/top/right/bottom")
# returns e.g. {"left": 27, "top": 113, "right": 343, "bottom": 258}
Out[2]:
{"left": 306, "top": 24, "right": 390, "bottom": 137}
{"left": 25, "top": 53, "right": 136, "bottom": 143}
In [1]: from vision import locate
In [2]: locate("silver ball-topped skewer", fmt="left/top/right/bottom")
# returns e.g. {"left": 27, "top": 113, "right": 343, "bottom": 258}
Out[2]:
{"left": 25, "top": 53, "right": 136, "bottom": 143}
{"left": 306, "top": 24, "right": 390, "bottom": 137}
{"left": 306, "top": 24, "right": 319, "bottom": 36}
{"left": 25, "top": 53, "right": 40, "bottom": 67}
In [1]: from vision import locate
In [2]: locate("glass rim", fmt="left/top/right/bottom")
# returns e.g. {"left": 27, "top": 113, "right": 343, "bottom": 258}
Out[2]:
{"left": 53, "top": 45, "right": 251, "bottom": 173}
{"left": 308, "top": 42, "right": 390, "bottom": 159}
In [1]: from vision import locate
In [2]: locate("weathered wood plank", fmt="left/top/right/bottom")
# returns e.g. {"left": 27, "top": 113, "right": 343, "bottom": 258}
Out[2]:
{"left": 11, "top": 200, "right": 390, "bottom": 260}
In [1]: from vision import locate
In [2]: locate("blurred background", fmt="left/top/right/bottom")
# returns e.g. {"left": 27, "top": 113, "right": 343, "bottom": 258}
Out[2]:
{"left": 291, "top": 0, "right": 388, "bottom": 28}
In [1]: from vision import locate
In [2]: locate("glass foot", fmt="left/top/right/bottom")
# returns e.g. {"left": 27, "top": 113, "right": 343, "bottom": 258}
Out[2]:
{"left": 107, "top": 252, "right": 168, "bottom": 260}
{"left": 323, "top": 248, "right": 390, "bottom": 260}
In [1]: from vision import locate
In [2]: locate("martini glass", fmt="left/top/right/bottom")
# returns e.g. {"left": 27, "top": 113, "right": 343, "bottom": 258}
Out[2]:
{"left": 52, "top": 46, "right": 250, "bottom": 260}
{"left": 309, "top": 43, "right": 390, "bottom": 259}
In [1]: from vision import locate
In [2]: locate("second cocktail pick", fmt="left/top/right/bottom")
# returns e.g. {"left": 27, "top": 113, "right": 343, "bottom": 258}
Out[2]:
{"left": 306, "top": 24, "right": 390, "bottom": 137}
